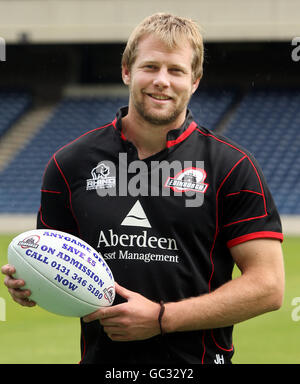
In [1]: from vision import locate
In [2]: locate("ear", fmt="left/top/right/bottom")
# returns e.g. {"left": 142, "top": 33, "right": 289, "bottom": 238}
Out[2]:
{"left": 122, "top": 65, "right": 131, "bottom": 86}
{"left": 191, "top": 76, "right": 201, "bottom": 94}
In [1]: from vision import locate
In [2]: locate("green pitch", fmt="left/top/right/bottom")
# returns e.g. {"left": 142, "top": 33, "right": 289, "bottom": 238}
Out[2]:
{"left": 0, "top": 234, "right": 299, "bottom": 364}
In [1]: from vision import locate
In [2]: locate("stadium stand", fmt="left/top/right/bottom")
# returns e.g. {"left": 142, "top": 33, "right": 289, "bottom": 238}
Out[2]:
{"left": 0, "top": 91, "right": 32, "bottom": 138}
{"left": 0, "top": 87, "right": 299, "bottom": 216}
{"left": 0, "top": 103, "right": 56, "bottom": 173}
{"left": 0, "top": 89, "right": 237, "bottom": 213}
{"left": 223, "top": 88, "right": 300, "bottom": 214}
{"left": 189, "top": 88, "right": 238, "bottom": 130}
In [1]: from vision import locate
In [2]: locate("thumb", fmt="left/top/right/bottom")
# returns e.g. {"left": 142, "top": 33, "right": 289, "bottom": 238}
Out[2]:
{"left": 115, "top": 282, "right": 135, "bottom": 300}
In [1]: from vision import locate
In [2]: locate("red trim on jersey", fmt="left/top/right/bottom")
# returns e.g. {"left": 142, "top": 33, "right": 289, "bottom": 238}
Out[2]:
{"left": 41, "top": 122, "right": 113, "bottom": 185}
{"left": 225, "top": 189, "right": 263, "bottom": 198}
{"left": 111, "top": 117, "right": 117, "bottom": 130}
{"left": 112, "top": 116, "right": 127, "bottom": 141}
{"left": 211, "top": 330, "right": 234, "bottom": 352}
{"left": 194, "top": 127, "right": 283, "bottom": 359}
{"left": 227, "top": 231, "right": 284, "bottom": 248}
{"left": 40, "top": 122, "right": 113, "bottom": 236}
{"left": 204, "top": 155, "right": 248, "bottom": 358}
{"left": 201, "top": 331, "right": 206, "bottom": 364}
{"left": 208, "top": 155, "right": 247, "bottom": 292}
{"left": 40, "top": 189, "right": 62, "bottom": 194}
{"left": 38, "top": 206, "right": 76, "bottom": 232}
{"left": 195, "top": 127, "right": 267, "bottom": 214}
{"left": 56, "top": 121, "right": 113, "bottom": 153}
{"left": 53, "top": 155, "right": 81, "bottom": 236}
{"left": 196, "top": 128, "right": 249, "bottom": 154}
{"left": 38, "top": 206, "right": 58, "bottom": 230}
{"left": 79, "top": 325, "right": 86, "bottom": 364}
{"left": 166, "top": 121, "right": 197, "bottom": 148}
{"left": 223, "top": 213, "right": 268, "bottom": 228}
{"left": 246, "top": 156, "right": 267, "bottom": 214}
{"left": 195, "top": 127, "right": 278, "bottom": 283}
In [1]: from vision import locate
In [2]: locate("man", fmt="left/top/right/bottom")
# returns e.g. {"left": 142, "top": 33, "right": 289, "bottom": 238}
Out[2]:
{"left": 1, "top": 13, "right": 284, "bottom": 364}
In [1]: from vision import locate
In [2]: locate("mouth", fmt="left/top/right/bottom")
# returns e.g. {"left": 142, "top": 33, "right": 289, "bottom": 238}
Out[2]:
{"left": 146, "top": 93, "right": 172, "bottom": 102}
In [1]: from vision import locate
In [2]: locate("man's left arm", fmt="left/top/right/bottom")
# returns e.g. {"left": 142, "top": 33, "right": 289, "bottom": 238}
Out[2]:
{"left": 83, "top": 238, "right": 284, "bottom": 340}
{"left": 161, "top": 238, "right": 284, "bottom": 333}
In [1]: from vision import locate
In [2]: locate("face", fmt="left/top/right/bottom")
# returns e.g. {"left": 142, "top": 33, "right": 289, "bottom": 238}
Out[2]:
{"left": 122, "top": 34, "right": 200, "bottom": 127}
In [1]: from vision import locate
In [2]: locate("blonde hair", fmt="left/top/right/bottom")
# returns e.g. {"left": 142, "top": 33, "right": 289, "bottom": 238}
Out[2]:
{"left": 122, "top": 13, "right": 204, "bottom": 81}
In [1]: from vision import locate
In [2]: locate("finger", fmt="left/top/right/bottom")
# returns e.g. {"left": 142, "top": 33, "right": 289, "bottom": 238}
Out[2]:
{"left": 82, "top": 308, "right": 107, "bottom": 323}
{"left": 7, "top": 285, "right": 36, "bottom": 307}
{"left": 115, "top": 282, "right": 133, "bottom": 300}
{"left": 103, "top": 325, "right": 126, "bottom": 340}
{"left": 100, "top": 318, "right": 117, "bottom": 327}
{"left": 7, "top": 283, "right": 36, "bottom": 306}
{"left": 103, "top": 324, "right": 123, "bottom": 334}
{"left": 83, "top": 302, "right": 126, "bottom": 323}
{"left": 12, "top": 295, "right": 36, "bottom": 307}
{"left": 1, "top": 264, "right": 16, "bottom": 276}
{"left": 8, "top": 287, "right": 31, "bottom": 300}
{"left": 4, "top": 275, "right": 25, "bottom": 289}
{"left": 107, "top": 333, "right": 131, "bottom": 342}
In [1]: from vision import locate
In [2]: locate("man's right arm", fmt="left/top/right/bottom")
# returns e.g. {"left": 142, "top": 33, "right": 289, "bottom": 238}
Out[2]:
{"left": 2, "top": 154, "right": 77, "bottom": 307}
{"left": 1, "top": 264, "right": 36, "bottom": 307}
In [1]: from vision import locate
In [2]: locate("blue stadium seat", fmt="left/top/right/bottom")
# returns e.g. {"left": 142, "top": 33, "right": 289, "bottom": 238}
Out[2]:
{"left": 223, "top": 88, "right": 300, "bottom": 214}
{"left": 0, "top": 91, "right": 32, "bottom": 138}
{"left": 0, "top": 96, "right": 127, "bottom": 213}
{"left": 190, "top": 88, "right": 237, "bottom": 129}
{"left": 2, "top": 87, "right": 300, "bottom": 215}
{"left": 0, "top": 90, "right": 238, "bottom": 213}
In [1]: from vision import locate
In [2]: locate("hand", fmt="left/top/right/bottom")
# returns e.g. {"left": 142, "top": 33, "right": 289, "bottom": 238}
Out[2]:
{"left": 1, "top": 264, "right": 36, "bottom": 307}
{"left": 83, "top": 282, "right": 161, "bottom": 341}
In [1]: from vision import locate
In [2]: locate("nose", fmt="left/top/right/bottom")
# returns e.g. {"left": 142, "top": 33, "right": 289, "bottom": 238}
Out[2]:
{"left": 153, "top": 68, "right": 170, "bottom": 90}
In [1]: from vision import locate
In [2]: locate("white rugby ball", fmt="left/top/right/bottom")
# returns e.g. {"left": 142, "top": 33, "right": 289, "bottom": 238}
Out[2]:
{"left": 7, "top": 229, "right": 115, "bottom": 317}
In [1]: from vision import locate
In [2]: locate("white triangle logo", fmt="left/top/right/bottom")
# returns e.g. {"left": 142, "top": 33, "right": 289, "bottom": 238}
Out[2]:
{"left": 121, "top": 200, "right": 151, "bottom": 228}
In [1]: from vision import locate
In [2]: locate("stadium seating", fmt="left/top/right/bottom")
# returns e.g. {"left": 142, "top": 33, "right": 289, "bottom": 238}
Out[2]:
{"left": 0, "top": 91, "right": 32, "bottom": 138}
{"left": 189, "top": 87, "right": 237, "bottom": 129}
{"left": 0, "top": 96, "right": 125, "bottom": 213}
{"left": 0, "top": 88, "right": 299, "bottom": 215}
{"left": 0, "top": 89, "right": 237, "bottom": 213}
{"left": 223, "top": 88, "right": 300, "bottom": 214}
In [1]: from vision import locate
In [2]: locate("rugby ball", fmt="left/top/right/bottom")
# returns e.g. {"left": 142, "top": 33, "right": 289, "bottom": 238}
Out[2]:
{"left": 7, "top": 229, "right": 115, "bottom": 317}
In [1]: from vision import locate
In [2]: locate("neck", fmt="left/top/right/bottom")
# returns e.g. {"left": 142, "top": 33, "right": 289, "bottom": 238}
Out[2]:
{"left": 121, "top": 107, "right": 186, "bottom": 160}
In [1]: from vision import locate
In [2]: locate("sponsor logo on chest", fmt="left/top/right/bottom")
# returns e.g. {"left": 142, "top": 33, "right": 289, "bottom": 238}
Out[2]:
{"left": 164, "top": 167, "right": 208, "bottom": 193}
{"left": 97, "top": 200, "right": 180, "bottom": 264}
{"left": 85, "top": 156, "right": 209, "bottom": 208}
{"left": 86, "top": 162, "right": 116, "bottom": 191}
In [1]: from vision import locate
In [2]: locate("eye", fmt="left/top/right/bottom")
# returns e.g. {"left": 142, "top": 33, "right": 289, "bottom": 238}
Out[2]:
{"left": 144, "top": 64, "right": 156, "bottom": 70}
{"left": 170, "top": 68, "right": 184, "bottom": 74}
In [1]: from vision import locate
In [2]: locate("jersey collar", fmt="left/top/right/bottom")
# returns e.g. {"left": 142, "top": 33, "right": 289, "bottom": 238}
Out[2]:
{"left": 112, "top": 106, "right": 197, "bottom": 148}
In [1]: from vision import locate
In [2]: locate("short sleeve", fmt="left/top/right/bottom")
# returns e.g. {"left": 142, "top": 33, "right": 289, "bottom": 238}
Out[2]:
{"left": 219, "top": 154, "right": 283, "bottom": 248}
{"left": 36, "top": 155, "right": 79, "bottom": 235}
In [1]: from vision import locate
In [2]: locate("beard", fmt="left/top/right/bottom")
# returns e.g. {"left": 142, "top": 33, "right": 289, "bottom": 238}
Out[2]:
{"left": 133, "top": 99, "right": 183, "bottom": 125}
{"left": 130, "top": 88, "right": 192, "bottom": 126}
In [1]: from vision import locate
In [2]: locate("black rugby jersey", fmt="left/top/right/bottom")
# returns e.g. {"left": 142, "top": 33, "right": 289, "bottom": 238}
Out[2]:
{"left": 37, "top": 107, "right": 283, "bottom": 364}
